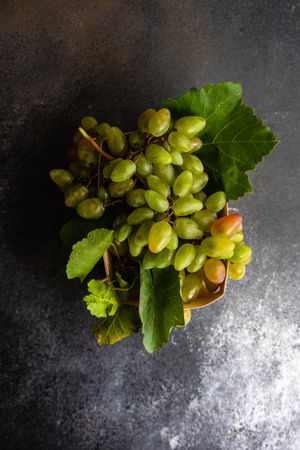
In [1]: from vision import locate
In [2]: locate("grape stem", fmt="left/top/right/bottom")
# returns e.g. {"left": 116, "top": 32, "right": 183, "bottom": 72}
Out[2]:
{"left": 135, "top": 173, "right": 148, "bottom": 187}
{"left": 78, "top": 127, "right": 114, "bottom": 161}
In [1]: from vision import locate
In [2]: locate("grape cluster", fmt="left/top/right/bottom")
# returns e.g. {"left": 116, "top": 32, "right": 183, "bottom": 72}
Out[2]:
{"left": 50, "top": 108, "right": 252, "bottom": 303}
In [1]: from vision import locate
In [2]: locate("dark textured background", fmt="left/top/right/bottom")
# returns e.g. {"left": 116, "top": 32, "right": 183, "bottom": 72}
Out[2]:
{"left": 1, "top": 1, "right": 300, "bottom": 449}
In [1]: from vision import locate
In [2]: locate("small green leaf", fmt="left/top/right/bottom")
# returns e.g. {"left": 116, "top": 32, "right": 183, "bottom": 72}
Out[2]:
{"left": 139, "top": 267, "right": 184, "bottom": 353}
{"left": 83, "top": 279, "right": 119, "bottom": 318}
{"left": 115, "top": 272, "right": 129, "bottom": 288}
{"left": 93, "top": 305, "right": 141, "bottom": 346}
{"left": 66, "top": 228, "right": 114, "bottom": 281}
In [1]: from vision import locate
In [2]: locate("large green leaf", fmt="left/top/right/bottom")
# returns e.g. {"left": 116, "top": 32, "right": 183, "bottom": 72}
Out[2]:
{"left": 66, "top": 228, "right": 114, "bottom": 281}
{"left": 93, "top": 305, "right": 141, "bottom": 346}
{"left": 139, "top": 267, "right": 184, "bottom": 353}
{"left": 161, "top": 82, "right": 279, "bottom": 200}
{"left": 83, "top": 279, "right": 119, "bottom": 318}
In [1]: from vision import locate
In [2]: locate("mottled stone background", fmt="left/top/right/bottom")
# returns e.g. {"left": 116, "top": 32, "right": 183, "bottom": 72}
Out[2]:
{"left": 1, "top": 1, "right": 300, "bottom": 449}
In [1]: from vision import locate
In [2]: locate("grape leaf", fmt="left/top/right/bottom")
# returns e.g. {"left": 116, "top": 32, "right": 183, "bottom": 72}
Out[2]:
{"left": 93, "top": 305, "right": 141, "bottom": 346}
{"left": 139, "top": 266, "right": 184, "bottom": 353}
{"left": 83, "top": 279, "right": 119, "bottom": 318}
{"left": 161, "top": 82, "right": 279, "bottom": 200}
{"left": 66, "top": 228, "right": 114, "bottom": 281}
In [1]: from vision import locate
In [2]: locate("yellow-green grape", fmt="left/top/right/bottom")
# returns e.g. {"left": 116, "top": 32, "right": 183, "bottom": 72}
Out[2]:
{"left": 81, "top": 116, "right": 97, "bottom": 131}
{"left": 174, "top": 218, "right": 204, "bottom": 240}
{"left": 107, "top": 179, "right": 135, "bottom": 198}
{"left": 170, "top": 149, "right": 184, "bottom": 165}
{"left": 126, "top": 189, "right": 146, "bottom": 207}
{"left": 153, "top": 164, "right": 176, "bottom": 186}
{"left": 134, "top": 221, "right": 153, "bottom": 248}
{"left": 111, "top": 159, "right": 136, "bottom": 182}
{"left": 118, "top": 224, "right": 133, "bottom": 242}
{"left": 145, "top": 144, "right": 172, "bottom": 165}
{"left": 77, "top": 141, "right": 98, "bottom": 168}
{"left": 95, "top": 122, "right": 111, "bottom": 140}
{"left": 133, "top": 154, "right": 153, "bottom": 177}
{"left": 168, "top": 131, "right": 191, "bottom": 153}
{"left": 166, "top": 228, "right": 179, "bottom": 250}
{"left": 128, "top": 232, "right": 143, "bottom": 257}
{"left": 138, "top": 108, "right": 156, "bottom": 133}
{"left": 228, "top": 261, "right": 246, "bottom": 280}
{"left": 68, "top": 161, "right": 81, "bottom": 178}
{"left": 148, "top": 221, "right": 173, "bottom": 253}
{"left": 175, "top": 116, "right": 206, "bottom": 138}
{"left": 187, "top": 246, "right": 207, "bottom": 273}
{"left": 173, "top": 170, "right": 193, "bottom": 197}
{"left": 102, "top": 158, "right": 123, "bottom": 179}
{"left": 154, "top": 212, "right": 168, "bottom": 222}
{"left": 180, "top": 154, "right": 204, "bottom": 174}
{"left": 49, "top": 169, "right": 74, "bottom": 188}
{"left": 181, "top": 273, "right": 203, "bottom": 303}
{"left": 127, "top": 207, "right": 154, "bottom": 225}
{"left": 148, "top": 108, "right": 171, "bottom": 137}
{"left": 113, "top": 214, "right": 127, "bottom": 229}
{"left": 64, "top": 184, "right": 89, "bottom": 208}
{"left": 97, "top": 186, "right": 110, "bottom": 202}
{"left": 204, "top": 258, "right": 226, "bottom": 284}
{"left": 205, "top": 191, "right": 226, "bottom": 213}
{"left": 147, "top": 174, "right": 170, "bottom": 197}
{"left": 192, "top": 210, "right": 216, "bottom": 232}
{"left": 72, "top": 130, "right": 82, "bottom": 146}
{"left": 229, "top": 243, "right": 252, "bottom": 263}
{"left": 129, "top": 131, "right": 145, "bottom": 148}
{"left": 183, "top": 309, "right": 192, "bottom": 326}
{"left": 193, "top": 191, "right": 207, "bottom": 203}
{"left": 107, "top": 127, "right": 128, "bottom": 156}
{"left": 173, "top": 197, "right": 203, "bottom": 216}
{"left": 200, "top": 236, "right": 235, "bottom": 258}
{"left": 229, "top": 230, "right": 244, "bottom": 243}
{"left": 145, "top": 190, "right": 169, "bottom": 213}
{"left": 154, "top": 248, "right": 175, "bottom": 268}
{"left": 76, "top": 198, "right": 105, "bottom": 219}
{"left": 174, "top": 243, "right": 196, "bottom": 271}
{"left": 142, "top": 249, "right": 156, "bottom": 269}
{"left": 191, "top": 173, "right": 209, "bottom": 193}
{"left": 189, "top": 136, "right": 203, "bottom": 153}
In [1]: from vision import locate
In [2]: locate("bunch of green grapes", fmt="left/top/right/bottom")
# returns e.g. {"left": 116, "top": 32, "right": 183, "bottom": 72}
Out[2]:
{"left": 50, "top": 108, "right": 252, "bottom": 304}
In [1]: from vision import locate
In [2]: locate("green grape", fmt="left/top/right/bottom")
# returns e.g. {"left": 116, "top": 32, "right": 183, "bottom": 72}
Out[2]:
{"left": 204, "top": 258, "right": 226, "bottom": 284}
{"left": 154, "top": 248, "right": 175, "bottom": 268}
{"left": 128, "top": 232, "right": 143, "bottom": 257}
{"left": 133, "top": 154, "right": 153, "bottom": 177}
{"left": 189, "top": 136, "right": 203, "bottom": 152}
{"left": 153, "top": 164, "right": 176, "bottom": 186}
{"left": 81, "top": 116, "right": 97, "bottom": 131}
{"left": 127, "top": 207, "right": 154, "bottom": 225}
{"left": 187, "top": 246, "right": 206, "bottom": 273}
{"left": 68, "top": 161, "right": 81, "bottom": 178}
{"left": 72, "top": 130, "right": 82, "bottom": 146}
{"left": 138, "top": 108, "right": 156, "bottom": 133}
{"left": 118, "top": 224, "right": 133, "bottom": 242}
{"left": 181, "top": 273, "right": 203, "bottom": 303}
{"left": 76, "top": 198, "right": 105, "bottom": 220}
{"left": 154, "top": 212, "right": 169, "bottom": 222}
{"left": 108, "top": 179, "right": 135, "bottom": 198}
{"left": 229, "top": 230, "right": 244, "bottom": 243}
{"left": 200, "top": 236, "right": 235, "bottom": 258}
{"left": 134, "top": 221, "right": 153, "bottom": 247}
{"left": 193, "top": 191, "right": 207, "bottom": 203}
{"left": 77, "top": 141, "right": 98, "bottom": 168}
{"left": 228, "top": 261, "right": 246, "bottom": 280}
{"left": 64, "top": 184, "right": 89, "bottom": 208}
{"left": 142, "top": 249, "right": 156, "bottom": 269}
{"left": 97, "top": 186, "right": 110, "bottom": 202}
{"left": 205, "top": 191, "right": 226, "bottom": 213}
{"left": 49, "top": 169, "right": 74, "bottom": 188}
{"left": 166, "top": 228, "right": 178, "bottom": 250}
{"left": 192, "top": 210, "right": 216, "bottom": 232}
{"left": 111, "top": 159, "right": 136, "bottom": 182}
{"left": 126, "top": 189, "right": 146, "bottom": 207}
{"left": 173, "top": 170, "right": 193, "bottom": 197}
{"left": 95, "top": 122, "right": 111, "bottom": 140}
{"left": 129, "top": 131, "right": 145, "bottom": 148}
{"left": 113, "top": 213, "right": 127, "bottom": 228}
{"left": 180, "top": 153, "right": 204, "bottom": 174}
{"left": 170, "top": 149, "right": 184, "bottom": 165}
{"left": 168, "top": 131, "right": 191, "bottom": 153}
{"left": 147, "top": 175, "right": 170, "bottom": 197}
{"left": 174, "top": 218, "right": 204, "bottom": 240}
{"left": 173, "top": 197, "right": 203, "bottom": 216}
{"left": 145, "top": 144, "right": 172, "bottom": 165}
{"left": 243, "top": 253, "right": 252, "bottom": 265}
{"left": 174, "top": 116, "right": 206, "bottom": 138}
{"left": 174, "top": 243, "right": 196, "bottom": 271}
{"left": 190, "top": 173, "right": 209, "bottom": 194}
{"left": 145, "top": 190, "right": 169, "bottom": 213}
{"left": 107, "top": 126, "right": 128, "bottom": 156}
{"left": 229, "top": 243, "right": 252, "bottom": 263}
{"left": 103, "top": 158, "right": 123, "bottom": 179}
{"left": 148, "top": 221, "right": 173, "bottom": 253}
{"left": 148, "top": 108, "right": 171, "bottom": 137}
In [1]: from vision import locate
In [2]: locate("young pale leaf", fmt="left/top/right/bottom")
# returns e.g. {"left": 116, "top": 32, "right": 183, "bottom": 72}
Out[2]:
{"left": 66, "top": 228, "right": 114, "bottom": 281}
{"left": 93, "top": 305, "right": 141, "bottom": 346}
{"left": 139, "top": 266, "right": 184, "bottom": 353}
{"left": 83, "top": 279, "right": 119, "bottom": 318}
{"left": 115, "top": 272, "right": 129, "bottom": 288}
{"left": 161, "top": 82, "right": 279, "bottom": 200}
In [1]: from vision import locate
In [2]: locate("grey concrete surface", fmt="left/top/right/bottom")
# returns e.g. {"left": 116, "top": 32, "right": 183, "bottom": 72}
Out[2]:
{"left": 1, "top": 1, "right": 300, "bottom": 449}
